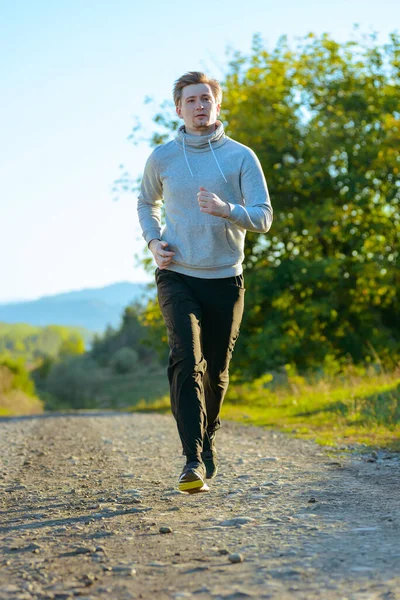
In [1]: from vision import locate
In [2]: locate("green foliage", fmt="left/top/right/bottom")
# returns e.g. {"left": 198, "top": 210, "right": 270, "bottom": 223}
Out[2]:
{"left": 110, "top": 347, "right": 139, "bottom": 374}
{"left": 0, "top": 356, "right": 43, "bottom": 416}
{"left": 138, "top": 298, "right": 169, "bottom": 363}
{"left": 227, "top": 32, "right": 400, "bottom": 376}
{"left": 44, "top": 355, "right": 103, "bottom": 410}
{"left": 222, "top": 365, "right": 400, "bottom": 449}
{"left": 59, "top": 335, "right": 85, "bottom": 358}
{"left": 0, "top": 356, "right": 36, "bottom": 396}
{"left": 90, "top": 303, "right": 155, "bottom": 367}
{"left": 0, "top": 322, "right": 88, "bottom": 365}
{"left": 138, "top": 31, "right": 400, "bottom": 377}
{"left": 37, "top": 302, "right": 164, "bottom": 410}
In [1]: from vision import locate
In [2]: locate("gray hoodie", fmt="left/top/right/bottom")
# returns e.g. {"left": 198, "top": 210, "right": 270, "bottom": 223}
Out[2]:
{"left": 137, "top": 121, "right": 273, "bottom": 278}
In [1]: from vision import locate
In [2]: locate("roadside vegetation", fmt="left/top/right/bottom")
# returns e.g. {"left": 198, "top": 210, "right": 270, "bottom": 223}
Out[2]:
{"left": 0, "top": 357, "right": 43, "bottom": 416}
{"left": 128, "top": 365, "right": 400, "bottom": 451}
{"left": 0, "top": 322, "right": 89, "bottom": 366}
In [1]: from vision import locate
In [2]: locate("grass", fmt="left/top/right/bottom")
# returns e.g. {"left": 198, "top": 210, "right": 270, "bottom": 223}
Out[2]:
{"left": 129, "top": 366, "right": 400, "bottom": 452}
{"left": 221, "top": 367, "right": 400, "bottom": 451}
{"left": 128, "top": 395, "right": 171, "bottom": 414}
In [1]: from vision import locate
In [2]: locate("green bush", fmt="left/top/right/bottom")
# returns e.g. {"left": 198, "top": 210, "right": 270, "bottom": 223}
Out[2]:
{"left": 0, "top": 356, "right": 35, "bottom": 396}
{"left": 0, "top": 356, "right": 43, "bottom": 415}
{"left": 44, "top": 356, "right": 104, "bottom": 409}
{"left": 110, "top": 347, "right": 139, "bottom": 374}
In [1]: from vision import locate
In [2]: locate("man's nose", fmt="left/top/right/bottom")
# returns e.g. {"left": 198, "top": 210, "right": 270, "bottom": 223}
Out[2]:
{"left": 195, "top": 100, "right": 204, "bottom": 109}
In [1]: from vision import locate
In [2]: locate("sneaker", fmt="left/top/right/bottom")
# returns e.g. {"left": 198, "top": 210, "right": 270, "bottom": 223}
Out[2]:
{"left": 201, "top": 449, "right": 218, "bottom": 479}
{"left": 178, "top": 460, "right": 209, "bottom": 493}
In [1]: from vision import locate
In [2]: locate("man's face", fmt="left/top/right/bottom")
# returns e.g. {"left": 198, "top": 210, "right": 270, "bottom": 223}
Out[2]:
{"left": 176, "top": 83, "right": 220, "bottom": 135}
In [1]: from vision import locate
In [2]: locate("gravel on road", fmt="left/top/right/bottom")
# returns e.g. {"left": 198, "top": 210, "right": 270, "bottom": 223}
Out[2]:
{"left": 0, "top": 412, "right": 399, "bottom": 600}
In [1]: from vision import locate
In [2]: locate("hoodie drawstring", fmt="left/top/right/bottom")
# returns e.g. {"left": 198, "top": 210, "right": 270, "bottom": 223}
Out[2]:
{"left": 181, "top": 135, "right": 227, "bottom": 183}
{"left": 208, "top": 139, "right": 227, "bottom": 183}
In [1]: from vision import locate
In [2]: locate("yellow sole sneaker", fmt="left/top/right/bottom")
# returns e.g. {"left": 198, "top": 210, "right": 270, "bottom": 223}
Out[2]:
{"left": 179, "top": 480, "right": 210, "bottom": 494}
{"left": 178, "top": 461, "right": 209, "bottom": 494}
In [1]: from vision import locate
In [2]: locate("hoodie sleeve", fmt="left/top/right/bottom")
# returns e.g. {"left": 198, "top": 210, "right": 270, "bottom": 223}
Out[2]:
{"left": 225, "top": 149, "right": 273, "bottom": 233}
{"left": 137, "top": 149, "right": 164, "bottom": 245}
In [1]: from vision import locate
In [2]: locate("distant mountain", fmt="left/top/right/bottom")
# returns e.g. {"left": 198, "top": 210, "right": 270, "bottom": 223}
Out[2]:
{"left": 0, "top": 282, "right": 154, "bottom": 333}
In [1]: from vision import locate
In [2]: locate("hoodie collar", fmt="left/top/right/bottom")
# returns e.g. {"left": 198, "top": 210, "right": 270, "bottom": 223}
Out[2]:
{"left": 174, "top": 120, "right": 228, "bottom": 152}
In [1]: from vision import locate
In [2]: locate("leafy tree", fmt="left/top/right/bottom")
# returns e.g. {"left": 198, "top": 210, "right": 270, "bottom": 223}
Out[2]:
{"left": 90, "top": 302, "right": 156, "bottom": 367}
{"left": 0, "top": 323, "right": 89, "bottom": 365}
{"left": 59, "top": 334, "right": 85, "bottom": 358}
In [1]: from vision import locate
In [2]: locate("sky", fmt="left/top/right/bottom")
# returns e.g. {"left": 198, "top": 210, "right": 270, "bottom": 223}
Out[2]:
{"left": 1, "top": 0, "right": 399, "bottom": 302}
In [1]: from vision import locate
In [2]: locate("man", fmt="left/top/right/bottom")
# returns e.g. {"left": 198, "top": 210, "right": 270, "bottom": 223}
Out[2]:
{"left": 137, "top": 71, "right": 272, "bottom": 493}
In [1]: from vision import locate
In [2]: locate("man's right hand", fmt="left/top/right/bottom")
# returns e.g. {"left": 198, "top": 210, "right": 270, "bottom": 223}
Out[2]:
{"left": 149, "top": 239, "right": 176, "bottom": 270}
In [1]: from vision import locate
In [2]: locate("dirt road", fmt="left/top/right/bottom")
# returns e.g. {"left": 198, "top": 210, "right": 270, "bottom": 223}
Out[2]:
{"left": 1, "top": 412, "right": 399, "bottom": 600}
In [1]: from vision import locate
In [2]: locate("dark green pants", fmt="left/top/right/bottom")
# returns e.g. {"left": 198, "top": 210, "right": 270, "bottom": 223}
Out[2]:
{"left": 155, "top": 268, "right": 245, "bottom": 462}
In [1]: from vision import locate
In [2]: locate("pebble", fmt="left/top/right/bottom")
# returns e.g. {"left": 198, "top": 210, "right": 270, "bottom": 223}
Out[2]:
{"left": 111, "top": 565, "right": 136, "bottom": 576}
{"left": 222, "top": 592, "right": 253, "bottom": 599}
{"left": 5, "top": 484, "right": 27, "bottom": 492}
{"left": 259, "top": 457, "right": 279, "bottom": 462}
{"left": 81, "top": 572, "right": 96, "bottom": 583}
{"left": 118, "top": 497, "right": 142, "bottom": 504}
{"left": 0, "top": 585, "right": 20, "bottom": 593}
{"left": 193, "top": 586, "right": 210, "bottom": 594}
{"left": 221, "top": 517, "right": 256, "bottom": 527}
{"left": 249, "top": 494, "right": 268, "bottom": 499}
{"left": 159, "top": 526, "right": 173, "bottom": 534}
{"left": 268, "top": 567, "right": 303, "bottom": 579}
{"left": 73, "top": 546, "right": 96, "bottom": 554}
{"left": 228, "top": 553, "right": 244, "bottom": 564}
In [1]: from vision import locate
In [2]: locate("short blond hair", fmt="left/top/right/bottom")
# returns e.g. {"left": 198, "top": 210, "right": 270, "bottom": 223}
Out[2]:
{"left": 173, "top": 71, "right": 222, "bottom": 107}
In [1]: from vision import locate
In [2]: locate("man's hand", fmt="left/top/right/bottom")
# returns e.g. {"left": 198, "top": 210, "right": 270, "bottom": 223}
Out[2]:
{"left": 149, "top": 239, "right": 175, "bottom": 269}
{"left": 197, "top": 187, "right": 230, "bottom": 218}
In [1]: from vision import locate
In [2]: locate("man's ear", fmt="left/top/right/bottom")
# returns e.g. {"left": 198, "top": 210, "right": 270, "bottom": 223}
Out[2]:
{"left": 176, "top": 104, "right": 182, "bottom": 118}
{"left": 216, "top": 103, "right": 221, "bottom": 116}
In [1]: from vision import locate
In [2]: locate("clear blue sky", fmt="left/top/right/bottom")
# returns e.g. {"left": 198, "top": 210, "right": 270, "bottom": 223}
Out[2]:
{"left": 1, "top": 0, "right": 398, "bottom": 302}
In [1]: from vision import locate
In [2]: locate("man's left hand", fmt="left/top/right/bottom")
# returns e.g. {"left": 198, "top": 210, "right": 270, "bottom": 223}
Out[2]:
{"left": 197, "top": 187, "right": 230, "bottom": 218}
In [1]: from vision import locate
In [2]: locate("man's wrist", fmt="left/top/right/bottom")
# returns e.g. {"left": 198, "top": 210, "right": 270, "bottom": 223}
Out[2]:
{"left": 148, "top": 238, "right": 160, "bottom": 251}
{"left": 222, "top": 203, "right": 231, "bottom": 218}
